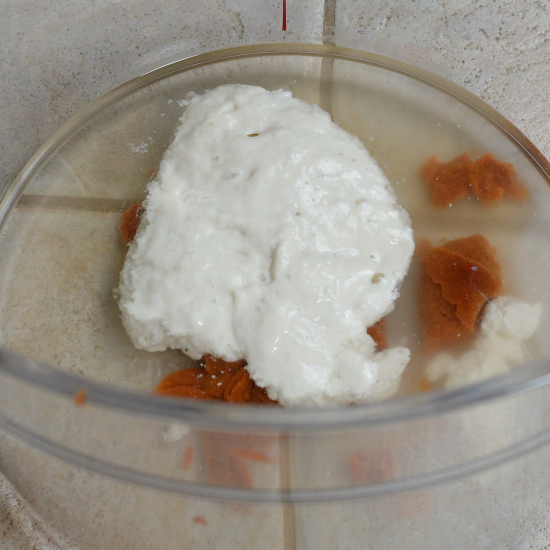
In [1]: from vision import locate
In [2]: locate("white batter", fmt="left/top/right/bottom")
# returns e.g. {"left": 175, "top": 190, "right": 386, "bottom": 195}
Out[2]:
{"left": 426, "top": 296, "right": 541, "bottom": 388}
{"left": 118, "top": 85, "right": 415, "bottom": 406}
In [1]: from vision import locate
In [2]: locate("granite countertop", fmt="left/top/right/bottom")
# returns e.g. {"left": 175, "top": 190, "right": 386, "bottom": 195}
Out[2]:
{"left": 1, "top": 0, "right": 550, "bottom": 548}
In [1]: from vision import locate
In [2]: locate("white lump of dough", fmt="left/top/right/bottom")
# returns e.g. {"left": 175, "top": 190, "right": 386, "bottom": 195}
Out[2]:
{"left": 426, "top": 296, "right": 542, "bottom": 388}
{"left": 118, "top": 84, "right": 415, "bottom": 407}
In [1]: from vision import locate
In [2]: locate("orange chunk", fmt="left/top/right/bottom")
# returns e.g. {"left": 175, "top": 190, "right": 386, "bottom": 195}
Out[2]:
{"left": 470, "top": 153, "right": 528, "bottom": 203}
{"left": 419, "top": 235, "right": 502, "bottom": 351}
{"left": 224, "top": 368, "right": 254, "bottom": 403}
{"left": 192, "top": 515, "right": 208, "bottom": 525}
{"left": 420, "top": 152, "right": 528, "bottom": 207}
{"left": 417, "top": 379, "right": 436, "bottom": 393}
{"left": 420, "top": 154, "right": 472, "bottom": 207}
{"left": 156, "top": 356, "right": 278, "bottom": 405}
{"left": 249, "top": 385, "right": 278, "bottom": 404}
{"left": 120, "top": 203, "right": 143, "bottom": 244}
{"left": 442, "top": 234, "right": 501, "bottom": 279}
{"left": 182, "top": 446, "right": 194, "bottom": 470}
{"left": 423, "top": 247, "right": 501, "bottom": 331}
{"left": 74, "top": 387, "right": 87, "bottom": 406}
{"left": 156, "top": 386, "right": 215, "bottom": 400}
{"left": 156, "top": 367, "right": 212, "bottom": 392}
{"left": 418, "top": 270, "right": 467, "bottom": 352}
{"left": 367, "top": 318, "right": 389, "bottom": 351}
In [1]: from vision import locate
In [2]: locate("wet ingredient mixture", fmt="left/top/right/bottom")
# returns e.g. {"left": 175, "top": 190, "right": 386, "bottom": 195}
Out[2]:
{"left": 118, "top": 84, "right": 415, "bottom": 407}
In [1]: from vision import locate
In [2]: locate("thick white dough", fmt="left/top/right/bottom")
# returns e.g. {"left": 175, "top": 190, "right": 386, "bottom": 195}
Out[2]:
{"left": 118, "top": 85, "right": 415, "bottom": 406}
{"left": 426, "top": 296, "right": 542, "bottom": 388}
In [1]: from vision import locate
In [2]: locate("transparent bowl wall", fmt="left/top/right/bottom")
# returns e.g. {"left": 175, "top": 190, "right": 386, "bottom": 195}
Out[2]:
{"left": 1, "top": 45, "right": 550, "bottom": 548}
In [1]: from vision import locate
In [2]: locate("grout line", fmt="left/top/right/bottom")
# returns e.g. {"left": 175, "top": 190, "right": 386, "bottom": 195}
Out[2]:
{"left": 280, "top": 435, "right": 297, "bottom": 550}
{"left": 292, "top": 8, "right": 340, "bottom": 543}
{"left": 16, "top": 195, "right": 139, "bottom": 213}
{"left": 319, "top": 0, "right": 336, "bottom": 114}
{"left": 322, "top": 0, "right": 336, "bottom": 43}
{"left": 319, "top": 57, "right": 335, "bottom": 114}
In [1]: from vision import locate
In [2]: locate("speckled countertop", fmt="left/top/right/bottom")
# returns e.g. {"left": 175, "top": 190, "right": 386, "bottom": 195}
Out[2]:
{"left": 2, "top": 1, "right": 550, "bottom": 548}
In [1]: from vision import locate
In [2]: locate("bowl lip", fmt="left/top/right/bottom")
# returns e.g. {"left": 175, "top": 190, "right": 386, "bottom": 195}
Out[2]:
{"left": 2, "top": 42, "right": 550, "bottom": 432}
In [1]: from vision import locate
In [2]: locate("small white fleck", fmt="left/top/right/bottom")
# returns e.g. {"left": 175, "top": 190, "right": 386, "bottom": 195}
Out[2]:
{"left": 471, "top": 266, "right": 478, "bottom": 271}
{"left": 163, "top": 424, "right": 190, "bottom": 442}
{"left": 128, "top": 141, "right": 149, "bottom": 154}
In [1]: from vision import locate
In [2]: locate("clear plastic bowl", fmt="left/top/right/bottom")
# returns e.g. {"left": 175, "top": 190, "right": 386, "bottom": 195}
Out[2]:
{"left": 1, "top": 44, "right": 550, "bottom": 547}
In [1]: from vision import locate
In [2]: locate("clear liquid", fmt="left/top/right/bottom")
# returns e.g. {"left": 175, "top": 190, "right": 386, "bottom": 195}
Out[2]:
{"left": 1, "top": 53, "right": 549, "bottom": 398}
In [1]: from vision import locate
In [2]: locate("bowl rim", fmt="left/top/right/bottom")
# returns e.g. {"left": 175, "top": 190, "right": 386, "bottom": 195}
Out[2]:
{"left": 2, "top": 42, "right": 550, "bottom": 432}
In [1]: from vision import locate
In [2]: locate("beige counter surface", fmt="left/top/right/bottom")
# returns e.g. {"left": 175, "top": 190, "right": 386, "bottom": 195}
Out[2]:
{"left": 2, "top": 0, "right": 550, "bottom": 548}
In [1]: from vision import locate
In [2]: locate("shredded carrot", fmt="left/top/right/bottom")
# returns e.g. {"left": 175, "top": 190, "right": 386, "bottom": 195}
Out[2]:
{"left": 202, "top": 435, "right": 254, "bottom": 489}
{"left": 229, "top": 448, "right": 276, "bottom": 464}
{"left": 198, "top": 432, "right": 275, "bottom": 489}
{"left": 182, "top": 446, "right": 194, "bottom": 470}
{"left": 417, "top": 379, "right": 435, "bottom": 393}
{"left": 349, "top": 449, "right": 396, "bottom": 485}
{"left": 74, "top": 387, "right": 87, "bottom": 406}
{"left": 192, "top": 515, "right": 208, "bottom": 525}
{"left": 120, "top": 203, "right": 144, "bottom": 244}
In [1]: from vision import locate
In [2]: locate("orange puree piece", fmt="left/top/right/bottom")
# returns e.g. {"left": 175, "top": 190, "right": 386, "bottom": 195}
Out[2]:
{"left": 424, "top": 247, "right": 501, "bottom": 331}
{"left": 74, "top": 387, "right": 87, "bottom": 406}
{"left": 156, "top": 367, "right": 215, "bottom": 392}
{"left": 420, "top": 154, "right": 472, "bottom": 208}
{"left": 469, "top": 154, "right": 528, "bottom": 203}
{"left": 155, "top": 356, "right": 278, "bottom": 405}
{"left": 419, "top": 235, "right": 502, "bottom": 351}
{"left": 418, "top": 269, "right": 466, "bottom": 351}
{"left": 420, "top": 153, "right": 528, "bottom": 207}
{"left": 224, "top": 368, "right": 254, "bottom": 403}
{"left": 442, "top": 234, "right": 501, "bottom": 279}
{"left": 193, "top": 515, "right": 207, "bottom": 526}
{"left": 249, "top": 385, "right": 278, "bottom": 404}
{"left": 367, "top": 318, "right": 389, "bottom": 351}
{"left": 120, "top": 203, "right": 143, "bottom": 244}
{"left": 156, "top": 385, "right": 215, "bottom": 400}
